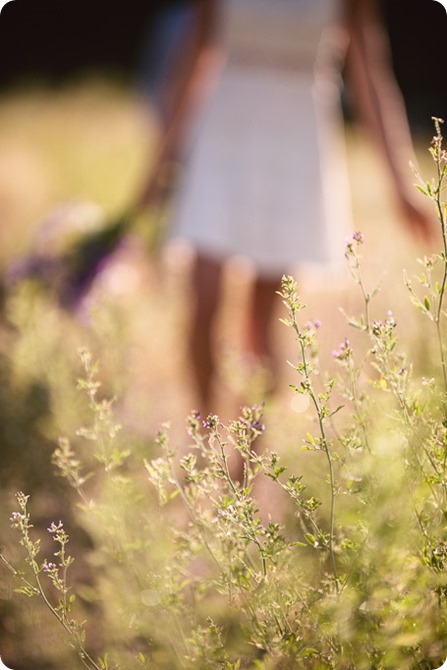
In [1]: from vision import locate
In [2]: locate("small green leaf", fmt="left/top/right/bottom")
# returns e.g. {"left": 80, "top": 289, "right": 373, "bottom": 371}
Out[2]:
{"left": 415, "top": 184, "right": 428, "bottom": 196}
{"left": 304, "top": 533, "right": 316, "bottom": 547}
{"left": 238, "top": 574, "right": 251, "bottom": 589}
{"left": 14, "top": 586, "right": 38, "bottom": 598}
{"left": 303, "top": 647, "right": 319, "bottom": 658}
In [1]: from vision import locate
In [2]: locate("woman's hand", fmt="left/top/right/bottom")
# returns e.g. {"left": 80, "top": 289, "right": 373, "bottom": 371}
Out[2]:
{"left": 344, "top": 0, "right": 436, "bottom": 245}
{"left": 396, "top": 189, "right": 436, "bottom": 243}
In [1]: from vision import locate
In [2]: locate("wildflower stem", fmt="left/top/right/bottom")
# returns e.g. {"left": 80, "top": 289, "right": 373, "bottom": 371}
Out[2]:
{"left": 435, "top": 199, "right": 447, "bottom": 393}
{"left": 281, "top": 278, "right": 339, "bottom": 593}
{"left": 296, "top": 332, "right": 338, "bottom": 591}
{"left": 433, "top": 118, "right": 447, "bottom": 394}
{"left": 436, "top": 319, "right": 447, "bottom": 394}
{"left": 166, "top": 452, "right": 225, "bottom": 573}
{"left": 215, "top": 433, "right": 268, "bottom": 578}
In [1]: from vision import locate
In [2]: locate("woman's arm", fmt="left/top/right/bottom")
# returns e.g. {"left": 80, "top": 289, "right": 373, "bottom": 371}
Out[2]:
{"left": 344, "top": 0, "right": 434, "bottom": 240}
{"left": 136, "top": 0, "right": 222, "bottom": 210}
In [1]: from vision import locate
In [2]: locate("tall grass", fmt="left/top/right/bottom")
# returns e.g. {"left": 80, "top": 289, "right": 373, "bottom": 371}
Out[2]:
{"left": 1, "top": 119, "right": 447, "bottom": 669}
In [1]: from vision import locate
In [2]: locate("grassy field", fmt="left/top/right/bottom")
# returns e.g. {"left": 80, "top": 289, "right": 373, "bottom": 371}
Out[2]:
{"left": 0, "top": 79, "right": 444, "bottom": 669}
{"left": 0, "top": 77, "right": 436, "bottom": 415}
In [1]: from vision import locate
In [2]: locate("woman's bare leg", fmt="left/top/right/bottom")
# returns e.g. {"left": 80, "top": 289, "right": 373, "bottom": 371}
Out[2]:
{"left": 189, "top": 252, "right": 224, "bottom": 415}
{"left": 218, "top": 274, "right": 281, "bottom": 483}
{"left": 246, "top": 274, "right": 283, "bottom": 390}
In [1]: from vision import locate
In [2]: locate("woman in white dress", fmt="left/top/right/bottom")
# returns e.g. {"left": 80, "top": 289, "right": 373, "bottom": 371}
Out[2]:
{"left": 139, "top": 0, "right": 432, "bottom": 414}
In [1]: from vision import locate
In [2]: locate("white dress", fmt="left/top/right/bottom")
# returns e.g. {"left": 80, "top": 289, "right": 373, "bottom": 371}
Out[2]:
{"left": 170, "top": 0, "right": 352, "bottom": 277}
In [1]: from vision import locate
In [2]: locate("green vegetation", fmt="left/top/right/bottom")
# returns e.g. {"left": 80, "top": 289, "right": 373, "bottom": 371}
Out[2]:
{"left": 1, "top": 84, "right": 447, "bottom": 669}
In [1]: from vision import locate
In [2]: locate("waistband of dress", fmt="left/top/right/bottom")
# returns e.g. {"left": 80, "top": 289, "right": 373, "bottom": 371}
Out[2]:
{"left": 225, "top": 47, "right": 315, "bottom": 74}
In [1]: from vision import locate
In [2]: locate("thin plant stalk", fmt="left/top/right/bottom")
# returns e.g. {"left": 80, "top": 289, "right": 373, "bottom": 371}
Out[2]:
{"left": 279, "top": 276, "right": 339, "bottom": 593}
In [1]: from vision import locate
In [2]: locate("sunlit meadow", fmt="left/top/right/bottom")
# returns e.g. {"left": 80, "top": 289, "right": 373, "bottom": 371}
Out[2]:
{"left": 0, "top": 80, "right": 445, "bottom": 669}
